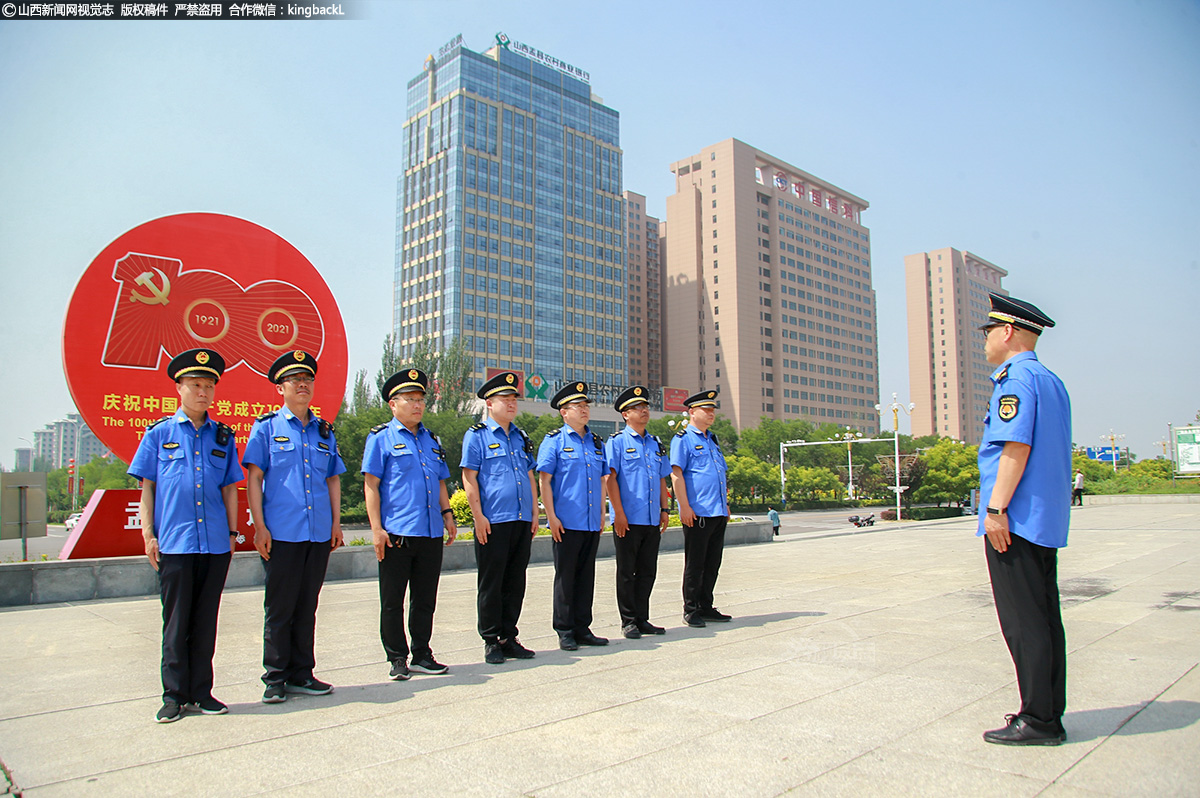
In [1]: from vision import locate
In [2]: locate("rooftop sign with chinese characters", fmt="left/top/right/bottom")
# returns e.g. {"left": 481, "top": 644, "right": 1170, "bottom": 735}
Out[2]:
{"left": 62, "top": 213, "right": 348, "bottom": 466}
{"left": 495, "top": 32, "right": 590, "bottom": 84}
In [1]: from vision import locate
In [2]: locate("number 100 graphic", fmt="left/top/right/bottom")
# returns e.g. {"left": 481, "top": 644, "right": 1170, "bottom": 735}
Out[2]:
{"left": 102, "top": 252, "right": 325, "bottom": 375}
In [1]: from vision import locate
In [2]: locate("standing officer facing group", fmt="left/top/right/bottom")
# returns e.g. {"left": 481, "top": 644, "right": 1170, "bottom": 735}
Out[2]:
{"left": 128, "top": 349, "right": 243, "bottom": 723}
{"left": 603, "top": 385, "right": 671, "bottom": 639}
{"left": 977, "top": 293, "right": 1072, "bottom": 746}
{"left": 537, "top": 382, "right": 609, "bottom": 651}
{"left": 670, "top": 390, "right": 732, "bottom": 629}
{"left": 461, "top": 371, "right": 538, "bottom": 665}
{"left": 362, "top": 368, "right": 457, "bottom": 682}
{"left": 243, "top": 351, "right": 346, "bottom": 704}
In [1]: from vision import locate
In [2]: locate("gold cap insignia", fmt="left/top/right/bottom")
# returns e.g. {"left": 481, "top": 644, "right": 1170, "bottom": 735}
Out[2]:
{"left": 196, "top": 351, "right": 209, "bottom": 364}
{"left": 506, "top": 373, "right": 514, "bottom": 384}
{"left": 707, "top": 392, "right": 715, "bottom": 399}
{"left": 293, "top": 350, "right": 305, "bottom": 361}
{"left": 409, "top": 369, "right": 419, "bottom": 380}
{"left": 576, "top": 382, "right": 584, "bottom": 391}
{"left": 634, "top": 387, "right": 642, "bottom": 396}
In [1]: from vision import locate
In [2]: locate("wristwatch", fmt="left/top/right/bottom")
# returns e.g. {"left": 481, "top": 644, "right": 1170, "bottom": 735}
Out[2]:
{"left": 986, "top": 506, "right": 1006, "bottom": 515}
{"left": 441, "top": 508, "right": 454, "bottom": 516}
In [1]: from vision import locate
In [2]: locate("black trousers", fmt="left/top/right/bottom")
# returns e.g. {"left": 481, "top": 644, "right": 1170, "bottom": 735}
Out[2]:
{"left": 552, "top": 528, "right": 600, "bottom": 636}
{"left": 985, "top": 534, "right": 1067, "bottom": 730}
{"left": 262, "top": 540, "right": 331, "bottom": 685}
{"left": 378, "top": 535, "right": 444, "bottom": 664}
{"left": 682, "top": 516, "right": 727, "bottom": 616}
{"left": 158, "top": 552, "right": 231, "bottom": 704}
{"left": 1071, "top": 488, "right": 1083, "bottom": 506}
{"left": 614, "top": 523, "right": 661, "bottom": 625}
{"left": 475, "top": 519, "right": 533, "bottom": 643}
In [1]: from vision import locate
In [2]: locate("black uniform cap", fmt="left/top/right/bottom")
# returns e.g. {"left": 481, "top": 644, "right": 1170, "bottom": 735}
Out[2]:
{"left": 683, "top": 389, "right": 719, "bottom": 409}
{"left": 550, "top": 381, "right": 592, "bottom": 410}
{"left": 614, "top": 385, "right": 650, "bottom": 412}
{"left": 383, "top": 367, "right": 429, "bottom": 400}
{"left": 981, "top": 293, "right": 1056, "bottom": 335}
{"left": 269, "top": 350, "right": 318, "bottom": 384}
{"left": 168, "top": 348, "right": 226, "bottom": 383}
{"left": 478, "top": 371, "right": 520, "bottom": 399}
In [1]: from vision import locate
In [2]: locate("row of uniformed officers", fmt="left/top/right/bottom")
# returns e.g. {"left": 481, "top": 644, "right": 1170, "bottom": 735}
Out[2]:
{"left": 130, "top": 348, "right": 731, "bottom": 723}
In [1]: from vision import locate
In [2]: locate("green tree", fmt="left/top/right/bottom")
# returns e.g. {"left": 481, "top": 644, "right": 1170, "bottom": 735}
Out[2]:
{"left": 514, "top": 411, "right": 565, "bottom": 453}
{"left": 433, "top": 335, "right": 475, "bottom": 414}
{"left": 725, "top": 454, "right": 780, "bottom": 504}
{"left": 374, "top": 334, "right": 402, "bottom": 399}
{"left": 335, "top": 405, "right": 392, "bottom": 521}
{"left": 785, "top": 465, "right": 843, "bottom": 502}
{"left": 347, "top": 368, "right": 374, "bottom": 415}
{"left": 421, "top": 409, "right": 477, "bottom": 489}
{"left": 914, "top": 439, "right": 979, "bottom": 506}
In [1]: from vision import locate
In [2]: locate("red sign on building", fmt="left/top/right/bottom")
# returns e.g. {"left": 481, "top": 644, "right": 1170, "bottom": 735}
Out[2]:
{"left": 663, "top": 386, "right": 689, "bottom": 413}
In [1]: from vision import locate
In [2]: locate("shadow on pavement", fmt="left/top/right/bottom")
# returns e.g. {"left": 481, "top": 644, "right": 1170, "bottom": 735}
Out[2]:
{"left": 1065, "top": 699, "right": 1200, "bottom": 742}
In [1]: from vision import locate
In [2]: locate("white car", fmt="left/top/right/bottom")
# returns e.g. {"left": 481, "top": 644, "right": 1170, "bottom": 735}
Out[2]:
{"left": 64, "top": 512, "right": 83, "bottom": 531}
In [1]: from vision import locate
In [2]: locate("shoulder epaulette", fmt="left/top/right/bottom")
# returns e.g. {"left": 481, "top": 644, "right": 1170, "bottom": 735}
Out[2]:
{"left": 608, "top": 431, "right": 620, "bottom": 439}
{"left": 470, "top": 422, "right": 487, "bottom": 431}
{"left": 546, "top": 428, "right": 561, "bottom": 437}
{"left": 675, "top": 430, "right": 686, "bottom": 438}
{"left": 147, "top": 416, "right": 170, "bottom": 431}
{"left": 256, "top": 411, "right": 277, "bottom": 423}
{"left": 369, "top": 423, "right": 389, "bottom": 435}
{"left": 317, "top": 418, "right": 334, "bottom": 439}
{"left": 216, "top": 422, "right": 234, "bottom": 446}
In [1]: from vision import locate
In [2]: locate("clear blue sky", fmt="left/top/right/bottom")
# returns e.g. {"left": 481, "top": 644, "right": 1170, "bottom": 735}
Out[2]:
{"left": 1, "top": 0, "right": 1197, "bottom": 468}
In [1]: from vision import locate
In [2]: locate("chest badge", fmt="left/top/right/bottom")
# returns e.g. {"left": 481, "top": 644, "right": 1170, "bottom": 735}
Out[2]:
{"left": 488, "top": 443, "right": 502, "bottom": 449}
{"left": 998, "top": 395, "right": 1020, "bottom": 422}
{"left": 162, "top": 442, "right": 179, "bottom": 449}
{"left": 273, "top": 436, "right": 290, "bottom": 442}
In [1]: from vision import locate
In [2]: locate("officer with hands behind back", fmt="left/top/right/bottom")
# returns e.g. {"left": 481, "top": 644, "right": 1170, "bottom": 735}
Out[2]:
{"left": 127, "top": 348, "right": 243, "bottom": 724}
{"left": 461, "top": 371, "right": 539, "bottom": 665}
{"left": 670, "top": 390, "right": 732, "bottom": 629}
{"left": 243, "top": 350, "right": 346, "bottom": 704}
{"left": 362, "top": 368, "right": 457, "bottom": 682}
{"left": 603, "top": 385, "right": 671, "bottom": 639}
{"left": 537, "top": 382, "right": 609, "bottom": 651}
{"left": 977, "top": 293, "right": 1072, "bottom": 747}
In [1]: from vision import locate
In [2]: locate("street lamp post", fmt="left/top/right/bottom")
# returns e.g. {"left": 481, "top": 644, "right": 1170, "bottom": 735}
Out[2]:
{"left": 1102, "top": 429, "right": 1125, "bottom": 474}
{"left": 875, "top": 393, "right": 915, "bottom": 521}
{"left": 836, "top": 428, "right": 863, "bottom": 500}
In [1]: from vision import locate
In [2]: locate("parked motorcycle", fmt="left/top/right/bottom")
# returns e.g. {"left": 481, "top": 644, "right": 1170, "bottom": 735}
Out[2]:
{"left": 847, "top": 513, "right": 875, "bottom": 528}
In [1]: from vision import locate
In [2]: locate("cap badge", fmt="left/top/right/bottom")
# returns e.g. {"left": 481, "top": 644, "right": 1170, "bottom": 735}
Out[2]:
{"left": 409, "top": 369, "right": 419, "bottom": 380}
{"left": 634, "top": 387, "right": 642, "bottom": 396}
{"left": 293, "top": 350, "right": 305, "bottom": 361}
{"left": 196, "top": 351, "right": 210, "bottom": 364}
{"left": 506, "top": 374, "right": 514, "bottom": 384}
{"left": 576, "top": 382, "right": 584, "bottom": 391}
{"left": 707, "top": 392, "right": 715, "bottom": 399}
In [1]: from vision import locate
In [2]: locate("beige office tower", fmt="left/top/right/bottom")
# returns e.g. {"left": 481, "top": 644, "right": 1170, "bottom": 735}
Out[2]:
{"left": 663, "top": 138, "right": 878, "bottom": 433}
{"left": 904, "top": 248, "right": 1007, "bottom": 444}
{"left": 623, "top": 191, "right": 665, "bottom": 392}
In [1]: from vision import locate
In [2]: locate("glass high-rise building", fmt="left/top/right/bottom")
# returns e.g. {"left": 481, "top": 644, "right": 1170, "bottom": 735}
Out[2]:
{"left": 395, "top": 33, "right": 627, "bottom": 393}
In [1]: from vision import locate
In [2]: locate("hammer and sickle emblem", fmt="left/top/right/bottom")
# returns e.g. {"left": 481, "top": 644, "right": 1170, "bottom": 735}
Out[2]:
{"left": 129, "top": 269, "right": 171, "bottom": 305}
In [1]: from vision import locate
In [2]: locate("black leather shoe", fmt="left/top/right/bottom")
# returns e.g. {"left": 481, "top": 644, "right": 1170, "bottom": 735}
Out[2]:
{"left": 983, "top": 714, "right": 1065, "bottom": 746}
{"left": 576, "top": 632, "right": 609, "bottom": 646}
{"left": 622, "top": 624, "right": 642, "bottom": 639}
{"left": 637, "top": 621, "right": 666, "bottom": 635}
{"left": 500, "top": 638, "right": 536, "bottom": 659}
{"left": 699, "top": 608, "right": 732, "bottom": 622}
{"left": 558, "top": 635, "right": 579, "bottom": 651}
{"left": 683, "top": 613, "right": 706, "bottom": 628}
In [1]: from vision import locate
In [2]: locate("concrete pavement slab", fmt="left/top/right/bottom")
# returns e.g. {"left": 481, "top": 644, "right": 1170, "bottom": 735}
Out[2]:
{"left": 1, "top": 503, "right": 1196, "bottom": 796}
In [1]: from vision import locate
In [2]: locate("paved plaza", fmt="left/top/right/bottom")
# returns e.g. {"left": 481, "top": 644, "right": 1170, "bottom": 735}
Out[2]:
{"left": 1, "top": 502, "right": 1197, "bottom": 797}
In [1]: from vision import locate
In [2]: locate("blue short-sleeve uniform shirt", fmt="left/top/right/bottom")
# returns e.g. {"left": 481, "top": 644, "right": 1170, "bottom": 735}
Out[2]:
{"left": 242, "top": 408, "right": 347, "bottom": 543}
{"left": 361, "top": 418, "right": 450, "bottom": 538}
{"left": 127, "top": 410, "right": 244, "bottom": 555}
{"left": 536, "top": 425, "right": 605, "bottom": 532}
{"left": 460, "top": 417, "right": 535, "bottom": 524}
{"left": 670, "top": 425, "right": 729, "bottom": 518}
{"left": 605, "top": 427, "right": 671, "bottom": 526}
{"left": 977, "top": 351, "right": 1072, "bottom": 548}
